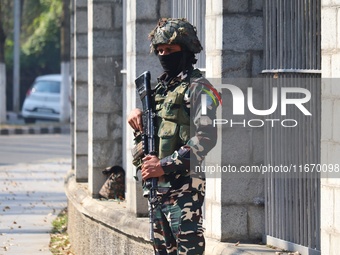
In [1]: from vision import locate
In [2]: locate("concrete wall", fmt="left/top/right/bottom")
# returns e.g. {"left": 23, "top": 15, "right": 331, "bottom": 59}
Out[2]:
{"left": 66, "top": 175, "right": 153, "bottom": 255}
{"left": 73, "top": 0, "right": 88, "bottom": 182}
{"left": 65, "top": 172, "right": 277, "bottom": 255}
{"left": 321, "top": 1, "right": 340, "bottom": 254}
{"left": 205, "top": 0, "right": 264, "bottom": 242}
{"left": 87, "top": 0, "right": 123, "bottom": 196}
{"left": 68, "top": 202, "right": 152, "bottom": 255}
{"left": 124, "top": 0, "right": 171, "bottom": 216}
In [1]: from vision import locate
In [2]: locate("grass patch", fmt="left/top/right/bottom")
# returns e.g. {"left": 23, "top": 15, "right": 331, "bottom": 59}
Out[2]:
{"left": 49, "top": 208, "right": 75, "bottom": 255}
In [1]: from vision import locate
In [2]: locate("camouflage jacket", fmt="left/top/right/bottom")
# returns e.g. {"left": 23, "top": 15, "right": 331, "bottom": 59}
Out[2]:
{"left": 155, "top": 68, "right": 219, "bottom": 184}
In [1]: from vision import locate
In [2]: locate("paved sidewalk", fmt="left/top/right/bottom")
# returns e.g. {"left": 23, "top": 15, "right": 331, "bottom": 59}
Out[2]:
{"left": 0, "top": 158, "right": 70, "bottom": 255}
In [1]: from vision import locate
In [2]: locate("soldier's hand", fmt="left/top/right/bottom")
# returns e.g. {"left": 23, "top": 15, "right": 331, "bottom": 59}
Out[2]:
{"left": 127, "top": 108, "right": 143, "bottom": 131}
{"left": 141, "top": 155, "right": 165, "bottom": 180}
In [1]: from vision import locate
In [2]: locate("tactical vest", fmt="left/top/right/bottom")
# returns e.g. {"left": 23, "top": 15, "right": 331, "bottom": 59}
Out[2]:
{"left": 154, "top": 81, "right": 191, "bottom": 159}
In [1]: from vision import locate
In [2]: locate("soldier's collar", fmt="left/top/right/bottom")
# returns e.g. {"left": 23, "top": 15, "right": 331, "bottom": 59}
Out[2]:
{"left": 158, "top": 69, "right": 192, "bottom": 88}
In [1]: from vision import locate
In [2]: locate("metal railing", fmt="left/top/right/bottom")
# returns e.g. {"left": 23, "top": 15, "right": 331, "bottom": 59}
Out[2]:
{"left": 171, "top": 0, "right": 206, "bottom": 70}
{"left": 263, "top": 1, "right": 321, "bottom": 254}
{"left": 263, "top": 0, "right": 321, "bottom": 71}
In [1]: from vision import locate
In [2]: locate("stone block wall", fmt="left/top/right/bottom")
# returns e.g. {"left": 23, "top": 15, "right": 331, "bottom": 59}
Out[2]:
{"left": 87, "top": 0, "right": 123, "bottom": 196}
{"left": 124, "top": 0, "right": 171, "bottom": 215}
{"left": 321, "top": 1, "right": 340, "bottom": 254}
{"left": 205, "top": 0, "right": 264, "bottom": 242}
{"left": 73, "top": 0, "right": 88, "bottom": 182}
{"left": 221, "top": 0, "right": 263, "bottom": 78}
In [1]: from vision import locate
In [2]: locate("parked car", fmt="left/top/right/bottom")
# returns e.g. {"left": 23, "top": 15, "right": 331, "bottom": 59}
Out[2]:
{"left": 21, "top": 74, "right": 70, "bottom": 123}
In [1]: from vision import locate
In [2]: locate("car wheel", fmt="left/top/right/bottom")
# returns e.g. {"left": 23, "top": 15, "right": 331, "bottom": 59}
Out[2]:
{"left": 24, "top": 118, "right": 36, "bottom": 124}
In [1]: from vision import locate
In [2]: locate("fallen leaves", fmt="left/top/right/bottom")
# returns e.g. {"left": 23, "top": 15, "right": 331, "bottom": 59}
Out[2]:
{"left": 49, "top": 208, "right": 75, "bottom": 255}
{"left": 2, "top": 205, "right": 10, "bottom": 211}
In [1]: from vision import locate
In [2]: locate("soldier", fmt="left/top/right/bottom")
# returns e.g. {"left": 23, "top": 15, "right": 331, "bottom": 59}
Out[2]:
{"left": 128, "top": 18, "right": 219, "bottom": 255}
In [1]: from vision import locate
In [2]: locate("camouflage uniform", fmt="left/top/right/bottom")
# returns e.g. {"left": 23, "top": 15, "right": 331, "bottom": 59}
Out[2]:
{"left": 148, "top": 18, "right": 219, "bottom": 255}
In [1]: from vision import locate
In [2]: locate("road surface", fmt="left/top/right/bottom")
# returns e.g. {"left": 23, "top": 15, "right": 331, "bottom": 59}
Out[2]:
{"left": 0, "top": 134, "right": 71, "bottom": 254}
{"left": 0, "top": 134, "right": 71, "bottom": 165}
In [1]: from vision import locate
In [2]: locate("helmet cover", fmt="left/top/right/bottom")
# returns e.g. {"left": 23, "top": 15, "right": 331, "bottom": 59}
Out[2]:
{"left": 148, "top": 18, "right": 203, "bottom": 54}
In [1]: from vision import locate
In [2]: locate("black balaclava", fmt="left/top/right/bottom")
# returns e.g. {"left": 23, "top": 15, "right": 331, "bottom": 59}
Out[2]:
{"left": 158, "top": 51, "right": 183, "bottom": 77}
{"left": 158, "top": 48, "right": 196, "bottom": 79}
{"left": 158, "top": 46, "right": 197, "bottom": 83}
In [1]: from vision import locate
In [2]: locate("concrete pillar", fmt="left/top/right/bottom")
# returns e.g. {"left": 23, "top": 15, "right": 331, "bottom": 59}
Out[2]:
{"left": 73, "top": 0, "right": 88, "bottom": 182}
{"left": 88, "top": 0, "right": 123, "bottom": 196}
{"left": 205, "top": 0, "right": 223, "bottom": 240}
{"left": 124, "top": 0, "right": 170, "bottom": 215}
{"left": 205, "top": 0, "right": 264, "bottom": 242}
{"left": 320, "top": 1, "right": 340, "bottom": 254}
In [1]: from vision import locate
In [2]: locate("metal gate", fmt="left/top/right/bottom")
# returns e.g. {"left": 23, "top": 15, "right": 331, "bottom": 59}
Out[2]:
{"left": 171, "top": 0, "right": 206, "bottom": 69}
{"left": 263, "top": 1, "right": 321, "bottom": 254}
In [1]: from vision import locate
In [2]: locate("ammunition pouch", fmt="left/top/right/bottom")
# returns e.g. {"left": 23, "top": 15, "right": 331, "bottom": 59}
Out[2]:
{"left": 155, "top": 83, "right": 191, "bottom": 159}
{"left": 132, "top": 131, "right": 144, "bottom": 170}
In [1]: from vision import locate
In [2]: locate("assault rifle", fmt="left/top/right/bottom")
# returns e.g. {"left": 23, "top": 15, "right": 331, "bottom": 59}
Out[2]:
{"left": 134, "top": 71, "right": 158, "bottom": 241}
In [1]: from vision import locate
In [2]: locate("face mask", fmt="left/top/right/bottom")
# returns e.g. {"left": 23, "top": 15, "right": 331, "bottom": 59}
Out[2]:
{"left": 158, "top": 51, "right": 183, "bottom": 76}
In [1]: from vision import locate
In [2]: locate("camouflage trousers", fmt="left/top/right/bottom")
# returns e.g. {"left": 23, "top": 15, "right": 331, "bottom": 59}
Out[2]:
{"left": 152, "top": 188, "right": 205, "bottom": 255}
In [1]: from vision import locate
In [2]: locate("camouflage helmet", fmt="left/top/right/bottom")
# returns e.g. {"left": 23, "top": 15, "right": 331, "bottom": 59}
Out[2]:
{"left": 148, "top": 18, "right": 203, "bottom": 54}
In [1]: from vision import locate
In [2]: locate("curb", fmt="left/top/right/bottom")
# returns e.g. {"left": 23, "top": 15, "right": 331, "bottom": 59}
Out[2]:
{"left": 65, "top": 172, "right": 283, "bottom": 255}
{"left": 0, "top": 125, "right": 70, "bottom": 135}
